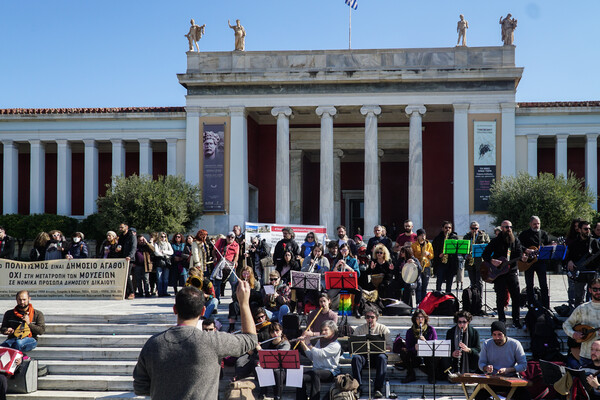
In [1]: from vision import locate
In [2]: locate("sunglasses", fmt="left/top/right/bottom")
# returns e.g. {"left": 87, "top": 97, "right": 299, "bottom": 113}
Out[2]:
{"left": 501, "top": 226, "right": 512, "bottom": 230}
{"left": 471, "top": 227, "right": 478, "bottom": 230}
{"left": 270, "top": 278, "right": 278, "bottom": 281}
{"left": 591, "top": 287, "right": 600, "bottom": 292}
{"left": 256, "top": 315, "right": 266, "bottom": 319}
{"left": 376, "top": 251, "right": 383, "bottom": 255}
{"left": 457, "top": 320, "right": 468, "bottom": 324}
{"left": 582, "top": 228, "right": 591, "bottom": 232}
{"left": 307, "top": 236, "right": 314, "bottom": 239}
{"left": 365, "top": 315, "right": 376, "bottom": 320}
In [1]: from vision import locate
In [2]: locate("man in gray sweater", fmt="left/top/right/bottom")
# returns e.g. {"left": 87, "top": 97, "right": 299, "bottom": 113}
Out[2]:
{"left": 133, "top": 282, "right": 257, "bottom": 400}
{"left": 477, "top": 321, "right": 530, "bottom": 400}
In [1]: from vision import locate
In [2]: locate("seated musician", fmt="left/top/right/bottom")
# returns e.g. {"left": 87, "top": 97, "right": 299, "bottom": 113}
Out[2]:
{"left": 563, "top": 277, "right": 600, "bottom": 367}
{"left": 401, "top": 309, "right": 438, "bottom": 383}
{"left": 299, "top": 243, "right": 330, "bottom": 311}
{"left": 477, "top": 321, "right": 529, "bottom": 400}
{"left": 258, "top": 322, "right": 291, "bottom": 400}
{"left": 368, "top": 244, "right": 394, "bottom": 297}
{"left": 444, "top": 310, "right": 480, "bottom": 376}
{"left": 296, "top": 320, "right": 341, "bottom": 400}
{"left": 304, "top": 293, "right": 338, "bottom": 338}
{"left": 0, "top": 354, "right": 22, "bottom": 400}
{"left": 262, "top": 271, "right": 291, "bottom": 323}
{"left": 227, "top": 266, "right": 263, "bottom": 332}
{"left": 351, "top": 308, "right": 391, "bottom": 399}
{"left": 1, "top": 290, "right": 45, "bottom": 353}
{"left": 234, "top": 307, "right": 271, "bottom": 380}
{"left": 582, "top": 340, "right": 600, "bottom": 399}
{"left": 332, "top": 243, "right": 363, "bottom": 317}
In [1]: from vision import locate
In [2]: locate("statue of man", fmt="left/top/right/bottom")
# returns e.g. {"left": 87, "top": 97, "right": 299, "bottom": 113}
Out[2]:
{"left": 457, "top": 14, "right": 469, "bottom": 46}
{"left": 499, "top": 14, "right": 517, "bottom": 46}
{"left": 228, "top": 19, "right": 246, "bottom": 51}
{"left": 185, "top": 19, "right": 205, "bottom": 52}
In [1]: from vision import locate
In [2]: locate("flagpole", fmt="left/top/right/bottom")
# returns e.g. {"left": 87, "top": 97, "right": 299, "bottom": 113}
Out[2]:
{"left": 349, "top": 5, "right": 352, "bottom": 49}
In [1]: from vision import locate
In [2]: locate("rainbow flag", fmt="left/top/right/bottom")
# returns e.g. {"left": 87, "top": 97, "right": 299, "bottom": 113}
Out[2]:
{"left": 339, "top": 291, "right": 353, "bottom": 316}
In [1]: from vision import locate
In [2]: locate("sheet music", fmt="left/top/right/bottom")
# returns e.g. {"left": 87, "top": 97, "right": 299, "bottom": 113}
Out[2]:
{"left": 255, "top": 366, "right": 275, "bottom": 387}
{"left": 263, "top": 285, "right": 275, "bottom": 295}
{"left": 417, "top": 339, "right": 451, "bottom": 357}
{"left": 286, "top": 365, "right": 304, "bottom": 388}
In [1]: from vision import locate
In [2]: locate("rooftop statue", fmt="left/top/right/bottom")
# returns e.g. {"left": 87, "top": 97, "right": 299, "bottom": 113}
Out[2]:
{"left": 185, "top": 19, "right": 205, "bottom": 52}
{"left": 499, "top": 14, "right": 517, "bottom": 46}
{"left": 228, "top": 19, "right": 246, "bottom": 51}
{"left": 456, "top": 14, "right": 469, "bottom": 46}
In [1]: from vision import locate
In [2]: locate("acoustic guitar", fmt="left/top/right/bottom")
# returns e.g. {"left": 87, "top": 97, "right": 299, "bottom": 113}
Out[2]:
{"left": 573, "top": 324, "right": 600, "bottom": 343}
{"left": 517, "top": 246, "right": 540, "bottom": 272}
{"left": 480, "top": 257, "right": 520, "bottom": 283}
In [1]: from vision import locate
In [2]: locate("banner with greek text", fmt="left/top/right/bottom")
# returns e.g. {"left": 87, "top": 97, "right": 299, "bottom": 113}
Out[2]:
{"left": 0, "top": 258, "right": 129, "bottom": 299}
{"left": 244, "top": 222, "right": 327, "bottom": 254}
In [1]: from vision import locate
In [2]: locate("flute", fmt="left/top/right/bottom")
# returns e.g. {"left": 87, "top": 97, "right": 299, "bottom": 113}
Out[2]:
{"left": 231, "top": 321, "right": 271, "bottom": 335}
{"left": 289, "top": 334, "right": 327, "bottom": 343}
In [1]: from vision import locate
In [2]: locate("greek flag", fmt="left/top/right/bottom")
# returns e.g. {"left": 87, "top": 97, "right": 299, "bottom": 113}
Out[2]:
{"left": 345, "top": 0, "right": 358, "bottom": 10}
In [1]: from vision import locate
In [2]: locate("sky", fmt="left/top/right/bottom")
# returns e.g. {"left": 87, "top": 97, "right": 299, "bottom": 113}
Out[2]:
{"left": 1, "top": 0, "right": 599, "bottom": 109}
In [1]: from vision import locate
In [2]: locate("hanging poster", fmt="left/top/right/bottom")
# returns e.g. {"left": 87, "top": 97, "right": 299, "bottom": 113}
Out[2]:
{"left": 203, "top": 123, "right": 226, "bottom": 212}
{"left": 244, "top": 222, "right": 327, "bottom": 254}
{"left": 473, "top": 121, "right": 497, "bottom": 212}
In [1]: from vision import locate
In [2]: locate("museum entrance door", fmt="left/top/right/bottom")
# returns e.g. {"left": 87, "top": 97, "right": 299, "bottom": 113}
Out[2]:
{"left": 343, "top": 190, "right": 364, "bottom": 237}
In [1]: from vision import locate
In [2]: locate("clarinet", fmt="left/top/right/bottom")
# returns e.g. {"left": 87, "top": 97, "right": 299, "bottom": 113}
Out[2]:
{"left": 457, "top": 329, "right": 465, "bottom": 374}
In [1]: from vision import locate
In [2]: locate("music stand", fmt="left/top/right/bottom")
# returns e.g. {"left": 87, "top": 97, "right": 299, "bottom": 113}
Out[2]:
{"left": 350, "top": 334, "right": 387, "bottom": 400}
{"left": 258, "top": 350, "right": 300, "bottom": 399}
{"left": 325, "top": 271, "right": 358, "bottom": 290}
{"left": 470, "top": 244, "right": 494, "bottom": 315}
{"left": 553, "top": 245, "right": 568, "bottom": 260}
{"left": 443, "top": 239, "right": 471, "bottom": 255}
{"left": 291, "top": 271, "right": 321, "bottom": 291}
{"left": 418, "top": 339, "right": 451, "bottom": 400}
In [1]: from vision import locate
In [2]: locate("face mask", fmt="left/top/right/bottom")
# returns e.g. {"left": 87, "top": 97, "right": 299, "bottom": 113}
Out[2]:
{"left": 73, "top": 237, "right": 81, "bottom": 243}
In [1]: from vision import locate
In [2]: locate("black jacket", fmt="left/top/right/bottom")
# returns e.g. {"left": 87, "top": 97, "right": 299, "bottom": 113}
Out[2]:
{"left": 481, "top": 235, "right": 523, "bottom": 273}
{"left": 432, "top": 231, "right": 459, "bottom": 271}
{"left": 518, "top": 228, "right": 550, "bottom": 249}
{"left": 273, "top": 238, "right": 300, "bottom": 264}
{"left": 445, "top": 325, "right": 481, "bottom": 373}
{"left": 0, "top": 235, "right": 15, "bottom": 259}
{"left": 118, "top": 230, "right": 137, "bottom": 260}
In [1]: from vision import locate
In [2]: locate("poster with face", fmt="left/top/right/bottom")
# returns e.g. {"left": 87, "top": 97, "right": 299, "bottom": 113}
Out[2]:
{"left": 203, "top": 123, "right": 226, "bottom": 212}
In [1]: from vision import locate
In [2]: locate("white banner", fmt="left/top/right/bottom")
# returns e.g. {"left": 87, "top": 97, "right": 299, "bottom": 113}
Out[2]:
{"left": 244, "top": 222, "right": 328, "bottom": 254}
{"left": 0, "top": 258, "right": 129, "bottom": 299}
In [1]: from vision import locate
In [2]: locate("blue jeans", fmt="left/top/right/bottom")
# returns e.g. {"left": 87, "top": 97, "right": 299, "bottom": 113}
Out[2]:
{"left": 417, "top": 273, "right": 430, "bottom": 304}
{"left": 203, "top": 297, "right": 219, "bottom": 319}
{"left": 270, "top": 305, "right": 290, "bottom": 324}
{"left": 213, "top": 270, "right": 238, "bottom": 301}
{"left": 1, "top": 337, "right": 37, "bottom": 352}
{"left": 156, "top": 266, "right": 170, "bottom": 296}
{"left": 352, "top": 353, "right": 388, "bottom": 391}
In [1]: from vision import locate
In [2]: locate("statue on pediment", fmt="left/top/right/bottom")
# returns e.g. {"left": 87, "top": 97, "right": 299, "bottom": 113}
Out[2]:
{"left": 228, "top": 19, "right": 246, "bottom": 51}
{"left": 457, "top": 14, "right": 469, "bottom": 46}
{"left": 185, "top": 19, "right": 205, "bottom": 52}
{"left": 499, "top": 14, "right": 517, "bottom": 46}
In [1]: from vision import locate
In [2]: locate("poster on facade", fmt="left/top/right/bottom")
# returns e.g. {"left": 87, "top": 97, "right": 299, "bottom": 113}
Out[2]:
{"left": 203, "top": 123, "right": 226, "bottom": 212}
{"left": 0, "top": 258, "right": 128, "bottom": 299}
{"left": 244, "top": 222, "right": 327, "bottom": 254}
{"left": 473, "top": 121, "right": 497, "bottom": 211}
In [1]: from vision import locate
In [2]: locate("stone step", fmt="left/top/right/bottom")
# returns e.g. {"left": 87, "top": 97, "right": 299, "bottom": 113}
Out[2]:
{"left": 7, "top": 391, "right": 145, "bottom": 399}
{"left": 41, "top": 360, "right": 137, "bottom": 376}
{"left": 38, "top": 335, "right": 151, "bottom": 348}
{"left": 45, "top": 323, "right": 169, "bottom": 335}
{"left": 29, "top": 347, "right": 141, "bottom": 361}
{"left": 38, "top": 375, "right": 133, "bottom": 391}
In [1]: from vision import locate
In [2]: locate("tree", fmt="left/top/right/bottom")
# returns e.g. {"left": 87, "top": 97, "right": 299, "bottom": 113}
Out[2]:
{"left": 95, "top": 174, "right": 203, "bottom": 234}
{"left": 488, "top": 172, "right": 597, "bottom": 236}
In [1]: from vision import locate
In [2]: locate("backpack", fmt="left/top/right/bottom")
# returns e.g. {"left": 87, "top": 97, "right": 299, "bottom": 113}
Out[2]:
{"left": 462, "top": 286, "right": 482, "bottom": 316}
{"left": 392, "top": 333, "right": 407, "bottom": 354}
{"left": 420, "top": 291, "right": 459, "bottom": 316}
{"left": 521, "top": 361, "right": 558, "bottom": 400}
{"left": 329, "top": 374, "right": 359, "bottom": 400}
{"left": 382, "top": 300, "right": 412, "bottom": 316}
{"left": 525, "top": 305, "right": 565, "bottom": 362}
{"left": 521, "top": 286, "right": 542, "bottom": 308}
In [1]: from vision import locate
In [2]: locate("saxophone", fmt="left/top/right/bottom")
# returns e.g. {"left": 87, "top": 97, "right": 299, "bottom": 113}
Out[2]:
{"left": 467, "top": 234, "right": 475, "bottom": 266}
{"left": 442, "top": 232, "right": 449, "bottom": 264}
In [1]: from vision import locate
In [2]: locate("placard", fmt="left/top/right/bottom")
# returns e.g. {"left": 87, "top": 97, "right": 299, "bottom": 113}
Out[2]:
{"left": 0, "top": 258, "right": 128, "bottom": 299}
{"left": 473, "top": 121, "right": 497, "bottom": 212}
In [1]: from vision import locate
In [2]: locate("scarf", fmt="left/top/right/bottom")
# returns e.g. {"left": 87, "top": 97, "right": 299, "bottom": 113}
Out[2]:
{"left": 411, "top": 323, "right": 429, "bottom": 340}
{"left": 318, "top": 334, "right": 338, "bottom": 349}
{"left": 13, "top": 304, "right": 34, "bottom": 337}
{"left": 454, "top": 326, "right": 470, "bottom": 373}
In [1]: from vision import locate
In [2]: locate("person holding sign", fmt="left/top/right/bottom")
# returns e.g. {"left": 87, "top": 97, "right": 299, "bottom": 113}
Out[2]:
{"left": 1, "top": 290, "right": 45, "bottom": 353}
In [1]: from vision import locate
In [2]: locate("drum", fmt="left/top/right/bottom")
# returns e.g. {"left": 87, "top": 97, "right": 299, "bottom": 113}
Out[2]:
{"left": 401, "top": 261, "right": 419, "bottom": 284}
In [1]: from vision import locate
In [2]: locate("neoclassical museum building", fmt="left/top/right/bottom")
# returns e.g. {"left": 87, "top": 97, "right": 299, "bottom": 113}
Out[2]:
{"left": 1, "top": 46, "right": 599, "bottom": 237}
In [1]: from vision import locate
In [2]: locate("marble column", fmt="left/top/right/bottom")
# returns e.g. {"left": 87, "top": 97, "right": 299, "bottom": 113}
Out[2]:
{"left": 29, "top": 140, "right": 45, "bottom": 214}
{"left": 185, "top": 106, "right": 202, "bottom": 185}
{"left": 290, "top": 150, "right": 303, "bottom": 224}
{"left": 272, "top": 106, "right": 293, "bottom": 224}
{"left": 316, "top": 106, "right": 337, "bottom": 236}
{"left": 526, "top": 134, "right": 539, "bottom": 177}
{"left": 56, "top": 140, "right": 72, "bottom": 216}
{"left": 166, "top": 138, "right": 178, "bottom": 176}
{"left": 586, "top": 133, "right": 599, "bottom": 210}
{"left": 333, "top": 149, "right": 344, "bottom": 230}
{"left": 83, "top": 139, "right": 98, "bottom": 216}
{"left": 2, "top": 140, "right": 18, "bottom": 214}
{"left": 405, "top": 105, "right": 426, "bottom": 230}
{"left": 111, "top": 139, "right": 126, "bottom": 179}
{"left": 500, "top": 102, "right": 517, "bottom": 177}
{"left": 139, "top": 139, "right": 153, "bottom": 176}
{"left": 555, "top": 134, "right": 568, "bottom": 178}
{"left": 453, "top": 104, "right": 469, "bottom": 235}
{"left": 229, "top": 106, "right": 249, "bottom": 228}
{"left": 361, "top": 105, "right": 382, "bottom": 236}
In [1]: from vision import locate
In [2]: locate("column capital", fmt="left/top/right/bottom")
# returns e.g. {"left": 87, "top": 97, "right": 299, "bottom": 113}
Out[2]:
{"left": 526, "top": 134, "right": 539, "bottom": 141}
{"left": 2, "top": 139, "right": 15, "bottom": 147}
{"left": 586, "top": 133, "right": 600, "bottom": 140}
{"left": 110, "top": 139, "right": 124, "bottom": 146}
{"left": 500, "top": 102, "right": 518, "bottom": 111}
{"left": 138, "top": 138, "right": 151, "bottom": 145}
{"left": 29, "top": 139, "right": 42, "bottom": 146}
{"left": 83, "top": 139, "right": 97, "bottom": 147}
{"left": 229, "top": 106, "right": 247, "bottom": 117}
{"left": 360, "top": 105, "right": 381, "bottom": 116}
{"left": 405, "top": 105, "right": 426, "bottom": 116}
{"left": 556, "top": 134, "right": 569, "bottom": 142}
{"left": 166, "top": 138, "right": 178, "bottom": 145}
{"left": 56, "top": 139, "right": 69, "bottom": 146}
{"left": 333, "top": 149, "right": 345, "bottom": 158}
{"left": 378, "top": 149, "right": 385, "bottom": 158}
{"left": 271, "top": 106, "right": 293, "bottom": 118}
{"left": 316, "top": 106, "right": 337, "bottom": 118}
{"left": 452, "top": 103, "right": 470, "bottom": 113}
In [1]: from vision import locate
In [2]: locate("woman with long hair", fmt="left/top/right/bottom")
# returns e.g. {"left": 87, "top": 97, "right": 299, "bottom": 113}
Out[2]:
{"left": 259, "top": 322, "right": 291, "bottom": 400}
{"left": 300, "top": 231, "right": 318, "bottom": 259}
{"left": 368, "top": 243, "right": 393, "bottom": 295}
{"left": 299, "top": 243, "right": 330, "bottom": 311}
{"left": 191, "top": 229, "right": 214, "bottom": 276}
{"left": 227, "top": 265, "right": 263, "bottom": 332}
{"left": 170, "top": 233, "right": 186, "bottom": 295}
{"left": 45, "top": 230, "right": 67, "bottom": 260}
{"left": 30, "top": 232, "right": 50, "bottom": 261}
{"left": 97, "top": 231, "right": 119, "bottom": 259}
{"left": 275, "top": 249, "right": 300, "bottom": 285}
{"left": 401, "top": 309, "right": 438, "bottom": 383}
{"left": 153, "top": 232, "right": 174, "bottom": 297}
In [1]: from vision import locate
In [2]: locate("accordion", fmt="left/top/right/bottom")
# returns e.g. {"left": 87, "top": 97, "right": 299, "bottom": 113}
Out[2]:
{"left": 0, "top": 346, "right": 23, "bottom": 375}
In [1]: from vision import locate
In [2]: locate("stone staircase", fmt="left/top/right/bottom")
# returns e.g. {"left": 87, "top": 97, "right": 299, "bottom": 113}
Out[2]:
{"left": 5, "top": 293, "right": 569, "bottom": 400}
